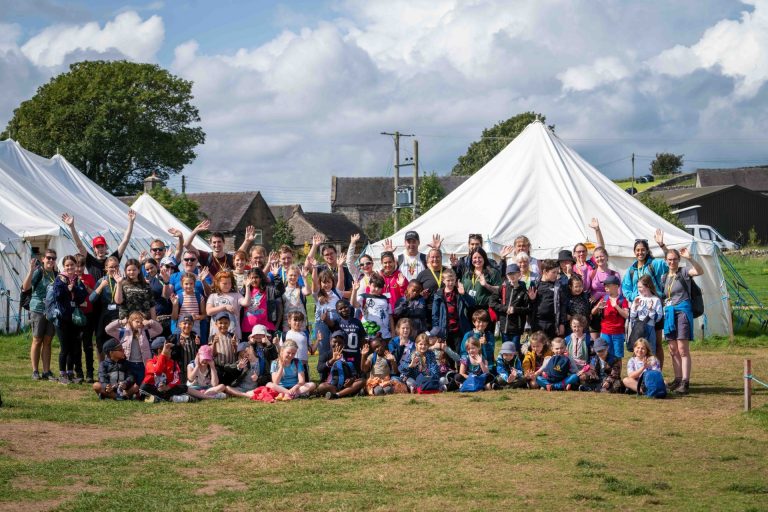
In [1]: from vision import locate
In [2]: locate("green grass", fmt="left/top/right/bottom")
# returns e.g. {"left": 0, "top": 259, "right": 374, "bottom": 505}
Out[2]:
{"left": 613, "top": 174, "right": 678, "bottom": 192}
{"left": 2, "top": 331, "right": 768, "bottom": 511}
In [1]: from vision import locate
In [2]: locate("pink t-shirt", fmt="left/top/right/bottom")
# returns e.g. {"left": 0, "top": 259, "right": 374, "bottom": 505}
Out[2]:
{"left": 241, "top": 287, "right": 275, "bottom": 333}
{"left": 591, "top": 268, "right": 621, "bottom": 301}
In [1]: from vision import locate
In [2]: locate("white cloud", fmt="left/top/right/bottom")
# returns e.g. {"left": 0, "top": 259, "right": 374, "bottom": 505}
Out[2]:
{"left": 20, "top": 11, "right": 164, "bottom": 67}
{"left": 558, "top": 57, "right": 632, "bottom": 92}
{"left": 648, "top": 0, "right": 768, "bottom": 97}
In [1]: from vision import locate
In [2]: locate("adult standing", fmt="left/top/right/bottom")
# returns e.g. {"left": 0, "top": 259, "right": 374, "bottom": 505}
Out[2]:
{"left": 61, "top": 210, "right": 136, "bottom": 281}
{"left": 90, "top": 256, "right": 121, "bottom": 363}
{"left": 451, "top": 234, "right": 499, "bottom": 280}
{"left": 500, "top": 235, "right": 540, "bottom": 276}
{"left": 588, "top": 246, "right": 621, "bottom": 341}
{"left": 571, "top": 218, "right": 606, "bottom": 295}
{"left": 21, "top": 248, "right": 58, "bottom": 380}
{"left": 416, "top": 248, "right": 451, "bottom": 320}
{"left": 621, "top": 230, "right": 669, "bottom": 365}
{"left": 460, "top": 247, "right": 502, "bottom": 313}
{"left": 52, "top": 255, "right": 88, "bottom": 384}
{"left": 662, "top": 247, "right": 704, "bottom": 394}
{"left": 307, "top": 235, "right": 354, "bottom": 291}
{"left": 383, "top": 231, "right": 443, "bottom": 282}
{"left": 379, "top": 251, "right": 408, "bottom": 313}
{"left": 185, "top": 219, "right": 257, "bottom": 275}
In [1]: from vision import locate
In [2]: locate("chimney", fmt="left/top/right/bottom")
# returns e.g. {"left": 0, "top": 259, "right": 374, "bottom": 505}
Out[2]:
{"left": 143, "top": 172, "right": 163, "bottom": 193}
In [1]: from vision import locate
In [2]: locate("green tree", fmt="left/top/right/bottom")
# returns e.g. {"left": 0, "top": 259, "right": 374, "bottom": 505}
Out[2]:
{"left": 418, "top": 172, "right": 445, "bottom": 213}
{"left": 451, "top": 111, "right": 552, "bottom": 176}
{"left": 650, "top": 153, "right": 684, "bottom": 176}
{"left": 379, "top": 209, "right": 413, "bottom": 239}
{"left": 1, "top": 60, "right": 205, "bottom": 195}
{"left": 636, "top": 192, "right": 684, "bottom": 229}
{"left": 147, "top": 187, "right": 202, "bottom": 229}
{"left": 272, "top": 218, "right": 295, "bottom": 248}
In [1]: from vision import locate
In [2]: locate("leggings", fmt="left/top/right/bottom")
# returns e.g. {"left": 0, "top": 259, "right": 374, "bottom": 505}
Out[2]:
{"left": 55, "top": 319, "right": 82, "bottom": 374}
{"left": 140, "top": 383, "right": 188, "bottom": 401}
{"left": 75, "top": 311, "right": 98, "bottom": 378}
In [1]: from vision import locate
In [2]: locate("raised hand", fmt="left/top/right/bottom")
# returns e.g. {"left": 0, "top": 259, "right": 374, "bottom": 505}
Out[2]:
{"left": 385, "top": 350, "right": 395, "bottom": 362}
{"left": 396, "top": 273, "right": 406, "bottom": 286}
{"left": 680, "top": 247, "right": 691, "bottom": 259}
{"left": 349, "top": 233, "right": 360, "bottom": 247}
{"left": 167, "top": 227, "right": 182, "bottom": 238}
{"left": 160, "top": 266, "right": 171, "bottom": 282}
{"left": 170, "top": 294, "right": 179, "bottom": 306}
{"left": 194, "top": 219, "right": 211, "bottom": 233}
{"left": 654, "top": 228, "right": 664, "bottom": 247}
{"left": 360, "top": 343, "right": 370, "bottom": 357}
{"left": 199, "top": 266, "right": 210, "bottom": 282}
{"left": 351, "top": 278, "right": 360, "bottom": 292}
{"left": 139, "top": 250, "right": 148, "bottom": 262}
{"left": 61, "top": 213, "right": 75, "bottom": 227}
{"left": 127, "top": 209, "right": 137, "bottom": 223}
{"left": 428, "top": 233, "right": 443, "bottom": 249}
{"left": 589, "top": 217, "right": 600, "bottom": 231}
{"left": 338, "top": 252, "right": 347, "bottom": 267}
{"left": 114, "top": 274, "right": 124, "bottom": 285}
{"left": 499, "top": 245, "right": 514, "bottom": 258}
{"left": 312, "top": 233, "right": 324, "bottom": 246}
{"left": 457, "top": 282, "right": 465, "bottom": 295}
{"left": 449, "top": 253, "right": 458, "bottom": 266}
{"left": 527, "top": 287, "right": 537, "bottom": 301}
{"left": 245, "top": 225, "right": 256, "bottom": 242}
{"left": 382, "top": 238, "right": 394, "bottom": 252}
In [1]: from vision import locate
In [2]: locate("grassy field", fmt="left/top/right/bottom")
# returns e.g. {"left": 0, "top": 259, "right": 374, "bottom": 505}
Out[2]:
{"left": 2, "top": 255, "right": 768, "bottom": 511}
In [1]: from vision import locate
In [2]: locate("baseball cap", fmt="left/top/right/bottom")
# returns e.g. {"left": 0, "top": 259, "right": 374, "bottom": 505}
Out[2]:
{"left": 180, "top": 314, "right": 194, "bottom": 324}
{"left": 331, "top": 330, "right": 347, "bottom": 341}
{"left": 102, "top": 338, "right": 122, "bottom": 353}
{"left": 198, "top": 345, "right": 213, "bottom": 361}
{"left": 506, "top": 263, "right": 521, "bottom": 274}
{"left": 593, "top": 338, "right": 609, "bottom": 352}
{"left": 603, "top": 275, "right": 621, "bottom": 286}
{"left": 499, "top": 341, "right": 517, "bottom": 355}
{"left": 213, "top": 311, "right": 230, "bottom": 322}
{"left": 160, "top": 256, "right": 178, "bottom": 267}
{"left": 150, "top": 336, "right": 167, "bottom": 351}
{"left": 404, "top": 231, "right": 419, "bottom": 241}
{"left": 91, "top": 236, "right": 107, "bottom": 248}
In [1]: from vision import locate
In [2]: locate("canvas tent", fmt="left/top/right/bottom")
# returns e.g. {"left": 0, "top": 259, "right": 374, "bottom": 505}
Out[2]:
{"left": 0, "top": 222, "right": 29, "bottom": 333}
{"left": 367, "top": 121, "right": 732, "bottom": 338}
{"left": 0, "top": 139, "right": 172, "bottom": 267}
{"left": 131, "top": 193, "right": 211, "bottom": 252}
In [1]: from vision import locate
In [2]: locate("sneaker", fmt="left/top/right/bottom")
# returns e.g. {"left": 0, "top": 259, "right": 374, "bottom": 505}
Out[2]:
{"left": 325, "top": 392, "right": 339, "bottom": 400}
{"left": 565, "top": 384, "right": 572, "bottom": 391}
{"left": 71, "top": 376, "right": 83, "bottom": 385}
{"left": 32, "top": 370, "right": 41, "bottom": 380}
{"left": 58, "top": 373, "right": 70, "bottom": 385}
{"left": 171, "top": 394, "right": 191, "bottom": 403}
{"left": 674, "top": 380, "right": 690, "bottom": 395}
{"left": 85, "top": 376, "right": 95, "bottom": 384}
{"left": 578, "top": 385, "right": 591, "bottom": 392}
{"left": 666, "top": 377, "right": 681, "bottom": 390}
{"left": 42, "top": 371, "right": 56, "bottom": 381}
{"left": 213, "top": 392, "right": 227, "bottom": 400}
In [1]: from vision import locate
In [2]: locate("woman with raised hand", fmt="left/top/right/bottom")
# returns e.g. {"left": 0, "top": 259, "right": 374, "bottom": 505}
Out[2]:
{"left": 662, "top": 247, "right": 704, "bottom": 395}
{"left": 571, "top": 217, "right": 606, "bottom": 296}
{"left": 52, "top": 255, "right": 88, "bottom": 384}
{"left": 460, "top": 247, "right": 501, "bottom": 313}
{"left": 22, "top": 248, "right": 59, "bottom": 381}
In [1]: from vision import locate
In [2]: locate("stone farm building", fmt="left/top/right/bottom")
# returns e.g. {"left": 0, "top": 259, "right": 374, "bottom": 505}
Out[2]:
{"left": 270, "top": 204, "right": 366, "bottom": 253}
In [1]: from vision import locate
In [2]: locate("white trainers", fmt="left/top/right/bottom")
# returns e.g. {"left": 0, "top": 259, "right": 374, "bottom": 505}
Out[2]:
{"left": 171, "top": 394, "right": 191, "bottom": 403}
{"left": 213, "top": 392, "right": 227, "bottom": 400}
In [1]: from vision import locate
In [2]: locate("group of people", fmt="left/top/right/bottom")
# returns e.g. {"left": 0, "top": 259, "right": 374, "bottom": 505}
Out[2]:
{"left": 22, "top": 211, "right": 703, "bottom": 403}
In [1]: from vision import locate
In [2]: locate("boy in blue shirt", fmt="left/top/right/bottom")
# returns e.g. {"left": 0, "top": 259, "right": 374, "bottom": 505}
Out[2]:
{"left": 494, "top": 341, "right": 525, "bottom": 389}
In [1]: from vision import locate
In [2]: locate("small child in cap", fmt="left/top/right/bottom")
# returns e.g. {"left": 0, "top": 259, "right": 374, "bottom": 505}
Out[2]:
{"left": 494, "top": 341, "right": 525, "bottom": 389}
{"left": 168, "top": 314, "right": 200, "bottom": 373}
{"left": 141, "top": 337, "right": 198, "bottom": 402}
{"left": 93, "top": 338, "right": 138, "bottom": 400}
{"left": 249, "top": 324, "right": 278, "bottom": 384}
{"left": 579, "top": 337, "right": 623, "bottom": 392}
{"left": 186, "top": 344, "right": 227, "bottom": 399}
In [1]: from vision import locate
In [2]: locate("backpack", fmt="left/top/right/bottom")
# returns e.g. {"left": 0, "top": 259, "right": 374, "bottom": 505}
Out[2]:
{"left": 543, "top": 355, "right": 571, "bottom": 382}
{"left": 459, "top": 373, "right": 486, "bottom": 392}
{"left": 638, "top": 369, "right": 667, "bottom": 398}
{"left": 415, "top": 373, "right": 440, "bottom": 394}
{"left": 330, "top": 359, "right": 356, "bottom": 388}
{"left": 43, "top": 280, "right": 59, "bottom": 322}
{"left": 662, "top": 271, "right": 704, "bottom": 318}
{"left": 266, "top": 285, "right": 280, "bottom": 325}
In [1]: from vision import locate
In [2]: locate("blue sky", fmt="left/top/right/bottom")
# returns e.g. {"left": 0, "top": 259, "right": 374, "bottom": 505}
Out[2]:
{"left": 1, "top": 0, "right": 767, "bottom": 210}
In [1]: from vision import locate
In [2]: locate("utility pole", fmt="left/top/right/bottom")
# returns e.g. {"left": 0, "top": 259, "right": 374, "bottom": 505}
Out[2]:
{"left": 631, "top": 153, "right": 635, "bottom": 195}
{"left": 381, "top": 131, "right": 414, "bottom": 231}
{"left": 413, "top": 139, "right": 419, "bottom": 218}
{"left": 181, "top": 175, "right": 186, "bottom": 195}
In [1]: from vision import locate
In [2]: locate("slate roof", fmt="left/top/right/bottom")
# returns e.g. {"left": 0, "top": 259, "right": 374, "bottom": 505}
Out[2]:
{"left": 270, "top": 204, "right": 303, "bottom": 221}
{"left": 697, "top": 167, "right": 768, "bottom": 191}
{"left": 331, "top": 176, "right": 469, "bottom": 206}
{"left": 186, "top": 192, "right": 261, "bottom": 232}
{"left": 652, "top": 186, "right": 733, "bottom": 205}
{"left": 301, "top": 212, "right": 364, "bottom": 241}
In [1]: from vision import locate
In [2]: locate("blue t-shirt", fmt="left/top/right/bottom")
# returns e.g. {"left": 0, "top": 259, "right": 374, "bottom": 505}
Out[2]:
{"left": 169, "top": 270, "right": 206, "bottom": 296}
{"left": 270, "top": 358, "right": 304, "bottom": 388}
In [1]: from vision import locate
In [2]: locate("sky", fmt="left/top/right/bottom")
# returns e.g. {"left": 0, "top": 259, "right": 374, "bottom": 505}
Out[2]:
{"left": 1, "top": 0, "right": 768, "bottom": 211}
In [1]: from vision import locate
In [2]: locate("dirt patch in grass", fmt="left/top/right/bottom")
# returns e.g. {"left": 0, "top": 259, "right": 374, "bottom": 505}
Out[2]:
{"left": 0, "top": 421, "right": 144, "bottom": 461}
{"left": 3, "top": 475, "right": 103, "bottom": 512}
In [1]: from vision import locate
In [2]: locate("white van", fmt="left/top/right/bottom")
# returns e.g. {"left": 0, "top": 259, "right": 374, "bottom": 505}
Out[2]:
{"left": 685, "top": 224, "right": 740, "bottom": 251}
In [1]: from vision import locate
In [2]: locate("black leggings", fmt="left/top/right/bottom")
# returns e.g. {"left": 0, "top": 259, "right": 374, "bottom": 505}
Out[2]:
{"left": 55, "top": 319, "right": 82, "bottom": 374}
{"left": 75, "top": 311, "right": 98, "bottom": 378}
{"left": 140, "top": 383, "right": 188, "bottom": 400}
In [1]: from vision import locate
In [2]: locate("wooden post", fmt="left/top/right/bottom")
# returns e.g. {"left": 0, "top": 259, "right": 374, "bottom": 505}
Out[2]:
{"left": 744, "top": 359, "right": 752, "bottom": 412}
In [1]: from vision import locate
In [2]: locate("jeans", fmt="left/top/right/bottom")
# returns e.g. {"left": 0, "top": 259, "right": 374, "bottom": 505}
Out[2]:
{"left": 125, "top": 361, "right": 145, "bottom": 385}
{"left": 601, "top": 333, "right": 626, "bottom": 359}
{"left": 536, "top": 373, "right": 580, "bottom": 390}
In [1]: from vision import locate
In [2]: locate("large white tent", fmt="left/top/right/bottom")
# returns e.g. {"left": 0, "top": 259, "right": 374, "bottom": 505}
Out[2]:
{"left": 131, "top": 193, "right": 211, "bottom": 252}
{"left": 367, "top": 121, "right": 732, "bottom": 338}
{"left": 0, "top": 139, "right": 171, "bottom": 262}
{"left": 0, "top": 222, "right": 29, "bottom": 333}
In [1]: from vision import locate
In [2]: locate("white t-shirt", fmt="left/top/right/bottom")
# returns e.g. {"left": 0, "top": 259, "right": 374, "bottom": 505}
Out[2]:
{"left": 399, "top": 253, "right": 425, "bottom": 281}
{"left": 285, "top": 329, "right": 309, "bottom": 362}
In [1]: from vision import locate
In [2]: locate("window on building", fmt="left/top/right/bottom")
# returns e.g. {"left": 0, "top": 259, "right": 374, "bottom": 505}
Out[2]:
{"left": 253, "top": 229, "right": 263, "bottom": 244}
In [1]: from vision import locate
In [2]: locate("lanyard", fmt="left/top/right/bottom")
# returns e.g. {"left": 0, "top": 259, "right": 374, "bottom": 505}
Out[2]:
{"left": 429, "top": 266, "right": 442, "bottom": 288}
{"left": 666, "top": 273, "right": 677, "bottom": 300}
{"left": 107, "top": 277, "right": 117, "bottom": 302}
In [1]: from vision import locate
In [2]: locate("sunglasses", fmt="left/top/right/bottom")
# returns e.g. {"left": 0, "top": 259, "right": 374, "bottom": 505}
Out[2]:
{"left": 44, "top": 256, "right": 56, "bottom": 261}
{"left": 150, "top": 247, "right": 166, "bottom": 252}
{"left": 183, "top": 258, "right": 197, "bottom": 262}
{"left": 635, "top": 239, "right": 648, "bottom": 244}
{"left": 361, "top": 261, "right": 373, "bottom": 267}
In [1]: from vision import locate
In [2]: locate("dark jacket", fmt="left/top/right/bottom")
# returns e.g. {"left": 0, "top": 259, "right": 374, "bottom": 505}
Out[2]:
{"left": 430, "top": 288, "right": 476, "bottom": 338}
{"left": 490, "top": 280, "right": 530, "bottom": 335}
{"left": 53, "top": 275, "right": 88, "bottom": 322}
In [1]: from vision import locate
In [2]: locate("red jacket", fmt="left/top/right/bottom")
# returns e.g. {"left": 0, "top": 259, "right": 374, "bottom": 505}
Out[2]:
{"left": 601, "top": 296, "right": 628, "bottom": 335}
{"left": 143, "top": 353, "right": 182, "bottom": 388}
{"left": 381, "top": 270, "right": 408, "bottom": 312}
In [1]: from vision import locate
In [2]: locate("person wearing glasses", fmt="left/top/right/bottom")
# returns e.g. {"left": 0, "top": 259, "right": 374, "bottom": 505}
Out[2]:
{"left": 185, "top": 219, "right": 257, "bottom": 276}
{"left": 307, "top": 234, "right": 354, "bottom": 292}
{"left": 61, "top": 210, "right": 136, "bottom": 281}
{"left": 22, "top": 248, "right": 59, "bottom": 381}
{"left": 141, "top": 230, "right": 183, "bottom": 273}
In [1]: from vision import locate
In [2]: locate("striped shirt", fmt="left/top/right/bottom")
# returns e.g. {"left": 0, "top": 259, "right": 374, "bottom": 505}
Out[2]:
{"left": 211, "top": 333, "right": 237, "bottom": 365}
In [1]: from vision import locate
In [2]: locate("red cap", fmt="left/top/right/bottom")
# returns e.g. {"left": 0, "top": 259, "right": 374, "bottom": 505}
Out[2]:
{"left": 91, "top": 235, "right": 107, "bottom": 248}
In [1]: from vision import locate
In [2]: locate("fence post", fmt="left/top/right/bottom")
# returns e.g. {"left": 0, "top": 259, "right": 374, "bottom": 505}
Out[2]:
{"left": 4, "top": 293, "right": 9, "bottom": 333}
{"left": 745, "top": 359, "right": 752, "bottom": 412}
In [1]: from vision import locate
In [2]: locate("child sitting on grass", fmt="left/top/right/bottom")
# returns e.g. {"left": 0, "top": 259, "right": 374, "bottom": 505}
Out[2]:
{"left": 460, "top": 309, "right": 497, "bottom": 373}
{"left": 565, "top": 315, "right": 591, "bottom": 371}
{"left": 224, "top": 342, "right": 263, "bottom": 398}
{"left": 623, "top": 338, "right": 661, "bottom": 393}
{"left": 535, "top": 338, "right": 580, "bottom": 391}
{"left": 455, "top": 338, "right": 492, "bottom": 390}
{"left": 267, "top": 339, "right": 317, "bottom": 400}
{"left": 523, "top": 331, "right": 553, "bottom": 389}
{"left": 93, "top": 338, "right": 138, "bottom": 400}
{"left": 361, "top": 338, "right": 405, "bottom": 395}
{"left": 141, "top": 337, "right": 204, "bottom": 403}
{"left": 579, "top": 337, "right": 623, "bottom": 393}
{"left": 495, "top": 341, "right": 525, "bottom": 389}
{"left": 389, "top": 318, "right": 415, "bottom": 365}
{"left": 186, "top": 345, "right": 227, "bottom": 399}
{"left": 318, "top": 332, "right": 365, "bottom": 400}
{"left": 399, "top": 333, "right": 440, "bottom": 393}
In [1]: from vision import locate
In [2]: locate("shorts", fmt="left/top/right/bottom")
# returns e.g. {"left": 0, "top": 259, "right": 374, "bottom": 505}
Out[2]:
{"left": 665, "top": 311, "right": 691, "bottom": 342}
{"left": 601, "top": 333, "right": 626, "bottom": 359}
{"left": 30, "top": 311, "right": 55, "bottom": 338}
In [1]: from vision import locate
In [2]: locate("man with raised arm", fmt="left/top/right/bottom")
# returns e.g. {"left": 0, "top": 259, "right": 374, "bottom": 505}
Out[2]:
{"left": 61, "top": 210, "right": 136, "bottom": 281}
{"left": 382, "top": 231, "right": 443, "bottom": 281}
{"left": 184, "top": 219, "right": 257, "bottom": 275}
